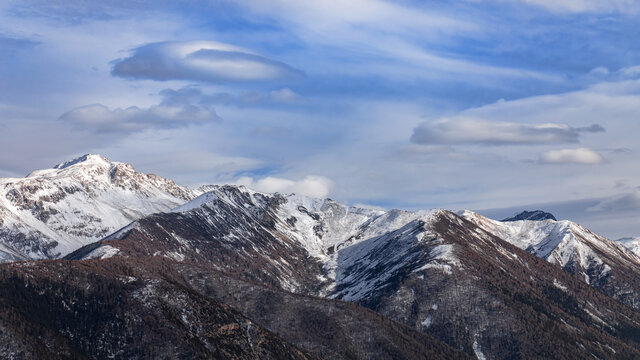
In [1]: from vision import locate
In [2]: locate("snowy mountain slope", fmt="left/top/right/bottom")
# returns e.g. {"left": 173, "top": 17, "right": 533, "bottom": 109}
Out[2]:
{"left": 74, "top": 185, "right": 459, "bottom": 298}
{"left": 69, "top": 185, "right": 640, "bottom": 359}
{"left": 363, "top": 211, "right": 640, "bottom": 359}
{"left": 0, "top": 154, "right": 197, "bottom": 261}
{"left": 72, "top": 185, "right": 330, "bottom": 293}
{"left": 460, "top": 210, "right": 640, "bottom": 309}
{"left": 618, "top": 237, "right": 640, "bottom": 257}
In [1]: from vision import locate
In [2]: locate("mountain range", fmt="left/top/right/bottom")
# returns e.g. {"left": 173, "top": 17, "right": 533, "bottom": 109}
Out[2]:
{"left": 1, "top": 154, "right": 640, "bottom": 359}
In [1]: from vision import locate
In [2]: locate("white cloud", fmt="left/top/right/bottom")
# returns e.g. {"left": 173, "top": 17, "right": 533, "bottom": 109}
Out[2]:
{"left": 351, "top": 203, "right": 386, "bottom": 211}
{"left": 539, "top": 148, "right": 605, "bottom": 164}
{"left": 111, "top": 40, "right": 304, "bottom": 83}
{"left": 411, "top": 117, "right": 604, "bottom": 146}
{"left": 235, "top": 175, "right": 333, "bottom": 198}
{"left": 59, "top": 102, "right": 220, "bottom": 134}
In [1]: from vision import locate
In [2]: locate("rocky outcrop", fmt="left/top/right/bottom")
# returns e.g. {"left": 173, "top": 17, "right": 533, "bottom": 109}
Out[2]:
{"left": 502, "top": 210, "right": 557, "bottom": 221}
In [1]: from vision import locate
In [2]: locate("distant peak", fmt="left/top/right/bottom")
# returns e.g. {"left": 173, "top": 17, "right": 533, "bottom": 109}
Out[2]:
{"left": 53, "top": 154, "right": 110, "bottom": 170}
{"left": 502, "top": 210, "right": 557, "bottom": 222}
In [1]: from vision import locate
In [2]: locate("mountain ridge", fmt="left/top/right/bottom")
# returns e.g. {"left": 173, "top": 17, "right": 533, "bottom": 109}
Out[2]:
{"left": 69, "top": 183, "right": 640, "bottom": 358}
{"left": 461, "top": 209, "right": 640, "bottom": 309}
{"left": 5, "top": 155, "right": 640, "bottom": 359}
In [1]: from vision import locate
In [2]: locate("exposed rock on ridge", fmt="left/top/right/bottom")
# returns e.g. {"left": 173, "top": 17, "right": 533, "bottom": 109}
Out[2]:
{"left": 502, "top": 210, "right": 557, "bottom": 221}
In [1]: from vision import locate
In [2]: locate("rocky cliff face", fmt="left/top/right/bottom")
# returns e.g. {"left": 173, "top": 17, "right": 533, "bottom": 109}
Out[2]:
{"left": 0, "top": 154, "right": 197, "bottom": 261}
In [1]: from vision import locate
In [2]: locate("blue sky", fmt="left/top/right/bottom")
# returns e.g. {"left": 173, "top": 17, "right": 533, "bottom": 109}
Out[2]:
{"left": 1, "top": 0, "right": 640, "bottom": 238}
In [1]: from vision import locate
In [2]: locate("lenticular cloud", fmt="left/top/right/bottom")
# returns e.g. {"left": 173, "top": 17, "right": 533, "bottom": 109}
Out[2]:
{"left": 411, "top": 117, "right": 604, "bottom": 146}
{"left": 111, "top": 40, "right": 304, "bottom": 83}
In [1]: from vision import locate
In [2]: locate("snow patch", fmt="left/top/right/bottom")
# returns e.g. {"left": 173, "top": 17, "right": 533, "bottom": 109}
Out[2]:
{"left": 172, "top": 191, "right": 218, "bottom": 213}
{"left": 473, "top": 338, "right": 487, "bottom": 360}
{"left": 414, "top": 243, "right": 460, "bottom": 275}
{"left": 553, "top": 279, "right": 568, "bottom": 292}
{"left": 165, "top": 251, "right": 185, "bottom": 261}
{"left": 421, "top": 316, "right": 432, "bottom": 327}
{"left": 83, "top": 245, "right": 120, "bottom": 260}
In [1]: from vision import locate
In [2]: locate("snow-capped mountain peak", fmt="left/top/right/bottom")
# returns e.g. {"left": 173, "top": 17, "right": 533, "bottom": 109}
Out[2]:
{"left": 460, "top": 210, "right": 640, "bottom": 268}
{"left": 53, "top": 153, "right": 109, "bottom": 170}
{"left": 24, "top": 154, "right": 111, "bottom": 178}
{"left": 0, "top": 154, "right": 197, "bottom": 261}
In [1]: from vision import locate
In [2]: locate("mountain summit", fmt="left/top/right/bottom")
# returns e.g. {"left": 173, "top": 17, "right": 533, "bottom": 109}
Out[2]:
{"left": 0, "top": 154, "right": 197, "bottom": 261}
{"left": 501, "top": 210, "right": 557, "bottom": 221}
{"left": 52, "top": 153, "right": 109, "bottom": 170}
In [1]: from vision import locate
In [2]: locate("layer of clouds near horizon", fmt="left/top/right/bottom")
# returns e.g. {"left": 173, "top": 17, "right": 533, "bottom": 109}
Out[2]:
{"left": 111, "top": 41, "right": 305, "bottom": 83}
{"left": 410, "top": 118, "right": 605, "bottom": 146}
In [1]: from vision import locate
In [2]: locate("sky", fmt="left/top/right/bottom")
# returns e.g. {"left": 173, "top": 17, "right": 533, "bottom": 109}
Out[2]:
{"left": 1, "top": 0, "right": 640, "bottom": 238}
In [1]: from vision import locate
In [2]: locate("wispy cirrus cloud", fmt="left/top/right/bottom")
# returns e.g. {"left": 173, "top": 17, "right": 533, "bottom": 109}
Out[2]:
{"left": 111, "top": 40, "right": 304, "bottom": 83}
{"left": 410, "top": 117, "right": 604, "bottom": 146}
{"left": 511, "top": 0, "right": 639, "bottom": 14}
